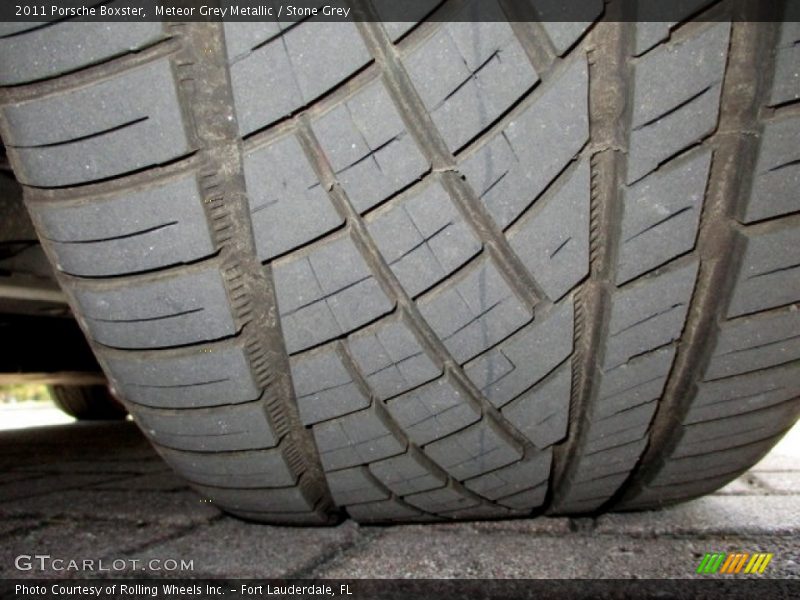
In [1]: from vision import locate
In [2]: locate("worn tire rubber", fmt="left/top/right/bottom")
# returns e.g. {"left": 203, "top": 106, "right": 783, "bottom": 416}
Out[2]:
{"left": 51, "top": 385, "right": 128, "bottom": 421}
{"left": 1, "top": 2, "right": 798, "bottom": 524}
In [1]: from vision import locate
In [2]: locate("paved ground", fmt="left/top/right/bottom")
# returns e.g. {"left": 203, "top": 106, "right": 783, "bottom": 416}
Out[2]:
{"left": 0, "top": 420, "right": 797, "bottom": 580}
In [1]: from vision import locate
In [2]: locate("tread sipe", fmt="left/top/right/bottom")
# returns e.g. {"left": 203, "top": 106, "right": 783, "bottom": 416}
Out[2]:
{"left": 1, "top": 0, "right": 798, "bottom": 524}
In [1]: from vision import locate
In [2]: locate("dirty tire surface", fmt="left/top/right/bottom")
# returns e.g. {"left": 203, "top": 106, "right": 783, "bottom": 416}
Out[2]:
{"left": 2, "top": 1, "right": 798, "bottom": 524}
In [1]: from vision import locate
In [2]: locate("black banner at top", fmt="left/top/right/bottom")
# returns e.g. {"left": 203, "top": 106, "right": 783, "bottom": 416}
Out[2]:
{"left": 0, "top": 0, "right": 798, "bottom": 26}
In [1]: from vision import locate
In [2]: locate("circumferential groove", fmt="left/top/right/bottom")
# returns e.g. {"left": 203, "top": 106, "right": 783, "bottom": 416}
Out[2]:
{"left": 612, "top": 13, "right": 782, "bottom": 509}
{"left": 170, "top": 22, "right": 337, "bottom": 521}
{"left": 548, "top": 19, "right": 632, "bottom": 514}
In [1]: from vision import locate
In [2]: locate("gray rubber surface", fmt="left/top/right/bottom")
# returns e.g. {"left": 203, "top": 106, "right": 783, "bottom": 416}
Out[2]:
{"left": 2, "top": 1, "right": 798, "bottom": 524}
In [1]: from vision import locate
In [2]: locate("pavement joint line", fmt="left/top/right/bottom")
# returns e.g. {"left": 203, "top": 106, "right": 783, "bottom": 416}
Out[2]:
{"left": 0, "top": 510, "right": 53, "bottom": 522}
{"left": 721, "top": 489, "right": 800, "bottom": 496}
{"left": 1, "top": 478, "right": 191, "bottom": 499}
{"left": 585, "top": 530, "right": 800, "bottom": 540}
{"left": 85, "top": 481, "right": 193, "bottom": 493}
{"left": 0, "top": 509, "right": 220, "bottom": 529}
{"left": 85, "top": 487, "right": 193, "bottom": 494}
{"left": 752, "top": 468, "right": 798, "bottom": 473}
{"left": 0, "top": 474, "right": 133, "bottom": 502}
{"left": 0, "top": 457, "right": 165, "bottom": 465}
{"left": 0, "top": 519, "right": 52, "bottom": 539}
{"left": 0, "top": 470, "right": 46, "bottom": 479}
{"left": 9, "top": 470, "right": 167, "bottom": 477}
{"left": 293, "top": 525, "right": 386, "bottom": 579}
{"left": 111, "top": 513, "right": 228, "bottom": 559}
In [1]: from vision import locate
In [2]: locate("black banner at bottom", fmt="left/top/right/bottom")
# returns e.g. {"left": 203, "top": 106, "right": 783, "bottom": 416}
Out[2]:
{"left": 2, "top": 579, "right": 798, "bottom": 600}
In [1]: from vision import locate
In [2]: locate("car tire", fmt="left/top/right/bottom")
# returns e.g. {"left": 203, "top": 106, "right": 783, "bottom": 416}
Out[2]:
{"left": 51, "top": 385, "right": 127, "bottom": 421}
{"left": 2, "top": 4, "right": 798, "bottom": 523}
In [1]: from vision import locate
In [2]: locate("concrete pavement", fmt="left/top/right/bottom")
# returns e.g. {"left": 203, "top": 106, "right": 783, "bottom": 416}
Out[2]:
{"left": 0, "top": 420, "right": 797, "bottom": 579}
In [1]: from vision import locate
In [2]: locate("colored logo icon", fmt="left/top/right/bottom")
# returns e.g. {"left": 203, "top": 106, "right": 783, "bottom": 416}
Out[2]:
{"left": 696, "top": 552, "right": 773, "bottom": 575}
